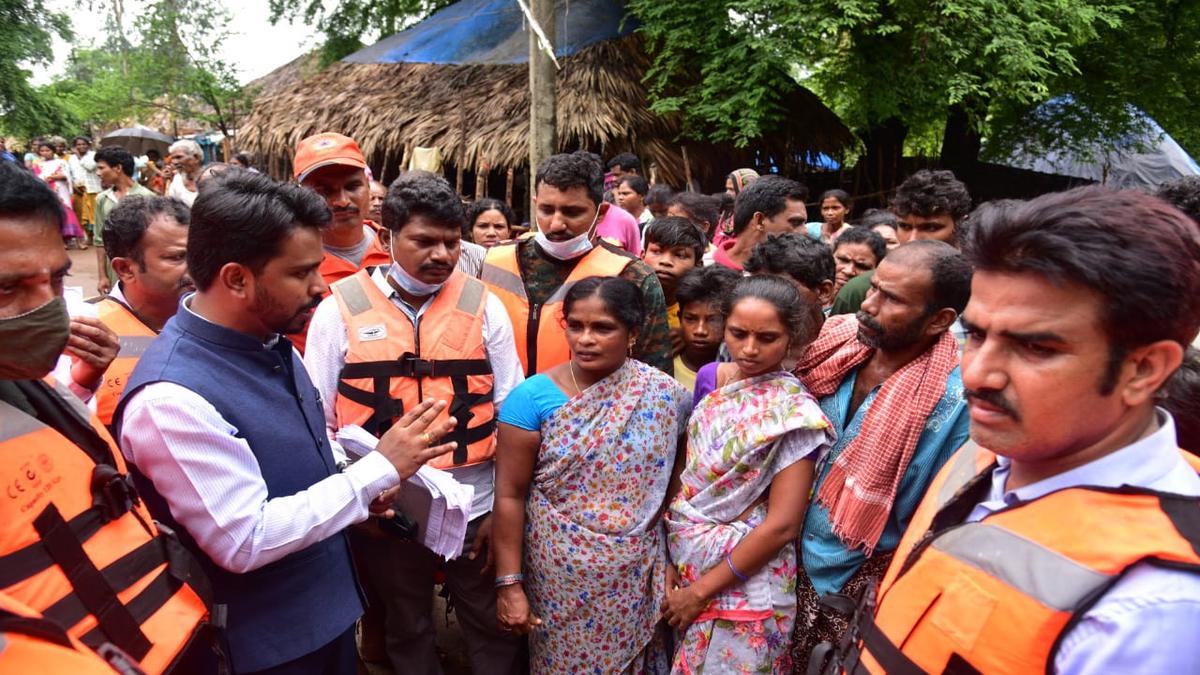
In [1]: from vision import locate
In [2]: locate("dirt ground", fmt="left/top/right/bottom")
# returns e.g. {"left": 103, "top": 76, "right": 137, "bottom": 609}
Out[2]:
{"left": 66, "top": 245, "right": 102, "bottom": 298}
{"left": 66, "top": 248, "right": 474, "bottom": 674}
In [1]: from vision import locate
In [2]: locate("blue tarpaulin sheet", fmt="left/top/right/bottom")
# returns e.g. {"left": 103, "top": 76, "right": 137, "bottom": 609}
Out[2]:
{"left": 342, "top": 0, "right": 637, "bottom": 65}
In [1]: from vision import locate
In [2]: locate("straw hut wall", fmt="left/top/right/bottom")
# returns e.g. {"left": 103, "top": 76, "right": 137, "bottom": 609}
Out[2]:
{"left": 239, "top": 35, "right": 852, "bottom": 191}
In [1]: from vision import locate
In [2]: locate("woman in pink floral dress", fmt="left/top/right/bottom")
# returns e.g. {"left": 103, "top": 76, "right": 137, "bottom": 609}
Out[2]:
{"left": 664, "top": 276, "right": 834, "bottom": 673}
{"left": 493, "top": 277, "right": 691, "bottom": 674}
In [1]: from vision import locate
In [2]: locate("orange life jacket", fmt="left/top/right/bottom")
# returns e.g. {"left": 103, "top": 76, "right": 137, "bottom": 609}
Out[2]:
{"left": 832, "top": 442, "right": 1200, "bottom": 675}
{"left": 0, "top": 592, "right": 140, "bottom": 674}
{"left": 0, "top": 378, "right": 210, "bottom": 675}
{"left": 87, "top": 296, "right": 157, "bottom": 427}
{"left": 287, "top": 229, "right": 392, "bottom": 355}
{"left": 331, "top": 268, "right": 496, "bottom": 468}
{"left": 480, "top": 240, "right": 633, "bottom": 376}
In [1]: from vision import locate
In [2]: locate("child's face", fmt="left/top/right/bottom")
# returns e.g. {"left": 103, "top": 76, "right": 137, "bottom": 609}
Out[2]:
{"left": 680, "top": 300, "right": 723, "bottom": 360}
{"left": 642, "top": 242, "right": 697, "bottom": 296}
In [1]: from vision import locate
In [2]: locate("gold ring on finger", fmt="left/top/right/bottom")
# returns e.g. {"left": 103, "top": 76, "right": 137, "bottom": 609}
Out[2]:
{"left": 418, "top": 432, "right": 433, "bottom": 446}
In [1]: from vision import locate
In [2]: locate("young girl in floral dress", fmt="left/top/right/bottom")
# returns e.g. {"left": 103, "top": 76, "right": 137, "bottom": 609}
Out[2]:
{"left": 665, "top": 275, "right": 834, "bottom": 673}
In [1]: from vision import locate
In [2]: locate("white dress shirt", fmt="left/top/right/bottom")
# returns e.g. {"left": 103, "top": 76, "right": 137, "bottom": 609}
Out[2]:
{"left": 304, "top": 265, "right": 523, "bottom": 521}
{"left": 119, "top": 298, "right": 400, "bottom": 574}
{"left": 967, "top": 411, "right": 1200, "bottom": 674}
{"left": 457, "top": 240, "right": 487, "bottom": 278}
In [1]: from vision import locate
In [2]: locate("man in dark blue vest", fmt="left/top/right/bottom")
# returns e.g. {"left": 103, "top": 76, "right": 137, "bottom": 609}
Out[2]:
{"left": 113, "top": 171, "right": 459, "bottom": 675}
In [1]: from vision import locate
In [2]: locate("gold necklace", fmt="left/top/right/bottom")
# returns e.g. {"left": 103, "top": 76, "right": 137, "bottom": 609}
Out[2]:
{"left": 569, "top": 361, "right": 586, "bottom": 395}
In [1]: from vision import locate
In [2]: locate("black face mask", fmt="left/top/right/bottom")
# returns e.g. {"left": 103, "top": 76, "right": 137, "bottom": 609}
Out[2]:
{"left": 0, "top": 297, "right": 70, "bottom": 380}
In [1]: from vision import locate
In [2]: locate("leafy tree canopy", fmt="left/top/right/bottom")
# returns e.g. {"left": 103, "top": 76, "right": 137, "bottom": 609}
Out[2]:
{"left": 0, "top": 0, "right": 76, "bottom": 137}
{"left": 629, "top": 0, "right": 1199, "bottom": 164}
{"left": 34, "top": 0, "right": 252, "bottom": 140}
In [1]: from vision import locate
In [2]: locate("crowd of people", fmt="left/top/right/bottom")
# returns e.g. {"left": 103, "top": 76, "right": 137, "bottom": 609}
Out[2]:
{"left": 0, "top": 127, "right": 1198, "bottom": 675}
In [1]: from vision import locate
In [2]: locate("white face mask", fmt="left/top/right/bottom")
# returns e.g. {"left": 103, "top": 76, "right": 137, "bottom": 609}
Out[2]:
{"left": 387, "top": 239, "right": 446, "bottom": 297}
{"left": 534, "top": 206, "right": 602, "bottom": 261}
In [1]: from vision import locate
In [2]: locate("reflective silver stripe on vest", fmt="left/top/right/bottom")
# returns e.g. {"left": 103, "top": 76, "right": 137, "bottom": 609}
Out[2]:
{"left": 931, "top": 524, "right": 1112, "bottom": 612}
{"left": 937, "top": 442, "right": 984, "bottom": 508}
{"left": 457, "top": 277, "right": 486, "bottom": 315}
{"left": 116, "top": 335, "right": 156, "bottom": 359}
{"left": 0, "top": 400, "right": 48, "bottom": 443}
{"left": 479, "top": 263, "right": 526, "bottom": 301}
{"left": 335, "top": 275, "right": 372, "bottom": 316}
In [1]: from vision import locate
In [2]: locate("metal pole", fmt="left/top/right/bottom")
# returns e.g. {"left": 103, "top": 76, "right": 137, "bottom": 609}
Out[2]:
{"left": 528, "top": 0, "right": 556, "bottom": 224}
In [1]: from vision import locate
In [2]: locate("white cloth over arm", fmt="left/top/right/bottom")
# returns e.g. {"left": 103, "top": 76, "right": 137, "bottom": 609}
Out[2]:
{"left": 119, "top": 382, "right": 400, "bottom": 574}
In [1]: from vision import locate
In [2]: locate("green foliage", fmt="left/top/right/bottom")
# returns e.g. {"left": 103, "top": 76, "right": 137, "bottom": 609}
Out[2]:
{"left": 987, "top": 0, "right": 1200, "bottom": 159}
{"left": 268, "top": 0, "right": 455, "bottom": 65}
{"left": 630, "top": 0, "right": 1200, "bottom": 162}
{"left": 132, "top": 0, "right": 252, "bottom": 135}
{"left": 39, "top": 0, "right": 252, "bottom": 137}
{"left": 0, "top": 0, "right": 77, "bottom": 137}
{"left": 628, "top": 0, "right": 797, "bottom": 147}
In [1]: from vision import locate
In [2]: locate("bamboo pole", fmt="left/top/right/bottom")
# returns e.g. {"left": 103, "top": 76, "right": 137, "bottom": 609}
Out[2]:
{"left": 681, "top": 145, "right": 693, "bottom": 192}
{"left": 476, "top": 161, "right": 489, "bottom": 200}
{"left": 528, "top": 0, "right": 556, "bottom": 225}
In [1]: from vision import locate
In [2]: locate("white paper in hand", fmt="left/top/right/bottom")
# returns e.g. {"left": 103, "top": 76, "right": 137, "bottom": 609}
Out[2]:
{"left": 335, "top": 425, "right": 475, "bottom": 559}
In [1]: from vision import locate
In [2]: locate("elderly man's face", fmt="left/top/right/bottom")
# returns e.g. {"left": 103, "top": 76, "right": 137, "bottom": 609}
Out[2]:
{"left": 171, "top": 149, "right": 200, "bottom": 175}
{"left": 368, "top": 181, "right": 387, "bottom": 224}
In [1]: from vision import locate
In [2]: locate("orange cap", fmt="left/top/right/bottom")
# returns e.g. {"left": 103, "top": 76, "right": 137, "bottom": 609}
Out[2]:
{"left": 293, "top": 132, "right": 368, "bottom": 182}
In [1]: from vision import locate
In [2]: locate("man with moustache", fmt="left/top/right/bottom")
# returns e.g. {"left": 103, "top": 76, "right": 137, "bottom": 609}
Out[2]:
{"left": 87, "top": 195, "right": 192, "bottom": 429}
{"left": 831, "top": 170, "right": 972, "bottom": 317}
{"left": 114, "top": 172, "right": 461, "bottom": 675}
{"left": 818, "top": 188, "right": 1200, "bottom": 674}
{"left": 291, "top": 133, "right": 392, "bottom": 353}
{"left": 482, "top": 151, "right": 672, "bottom": 375}
{"left": 305, "top": 172, "right": 524, "bottom": 674}
{"left": 790, "top": 241, "right": 973, "bottom": 663}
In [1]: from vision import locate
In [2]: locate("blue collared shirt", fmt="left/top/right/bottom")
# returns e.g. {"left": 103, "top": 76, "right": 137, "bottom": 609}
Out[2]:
{"left": 968, "top": 411, "right": 1200, "bottom": 674}
{"left": 801, "top": 366, "right": 970, "bottom": 596}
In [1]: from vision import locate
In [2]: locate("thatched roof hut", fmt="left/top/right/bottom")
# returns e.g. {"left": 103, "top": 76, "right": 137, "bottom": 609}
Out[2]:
{"left": 239, "top": 0, "right": 853, "bottom": 192}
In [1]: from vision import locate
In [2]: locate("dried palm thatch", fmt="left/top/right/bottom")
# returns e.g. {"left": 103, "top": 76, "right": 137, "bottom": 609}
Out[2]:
{"left": 239, "top": 35, "right": 853, "bottom": 187}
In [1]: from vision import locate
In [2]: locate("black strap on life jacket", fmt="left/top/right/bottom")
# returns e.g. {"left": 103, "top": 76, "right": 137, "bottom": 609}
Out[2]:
{"left": 0, "top": 606, "right": 148, "bottom": 675}
{"left": 0, "top": 606, "right": 75, "bottom": 649}
{"left": 32, "top": 503, "right": 152, "bottom": 660}
{"left": 338, "top": 353, "right": 494, "bottom": 464}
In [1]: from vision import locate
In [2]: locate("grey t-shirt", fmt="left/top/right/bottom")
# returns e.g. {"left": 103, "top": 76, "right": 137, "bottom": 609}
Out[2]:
{"left": 324, "top": 227, "right": 377, "bottom": 267}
